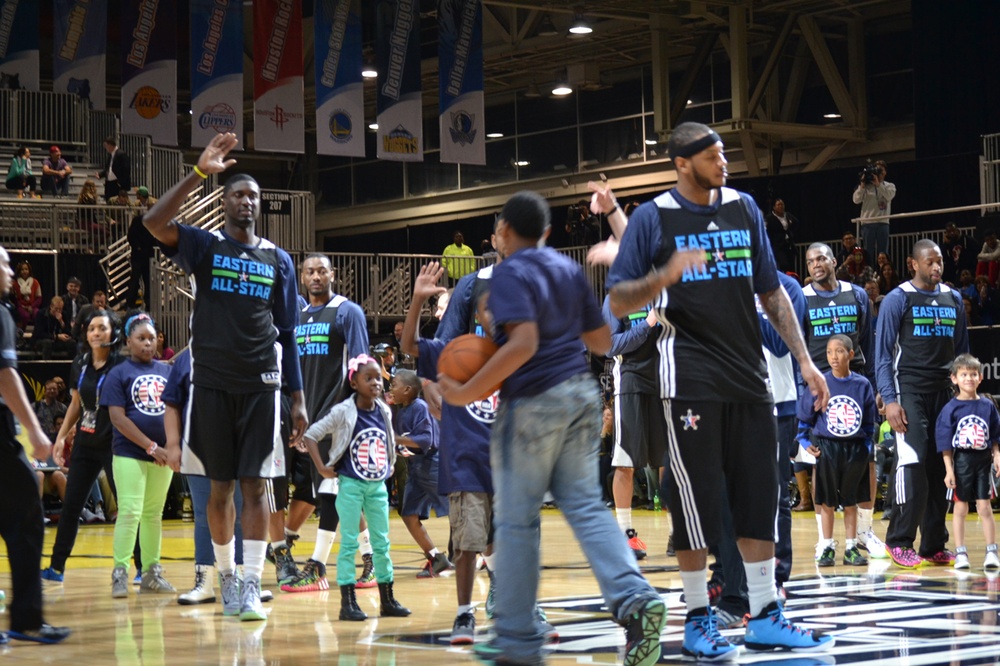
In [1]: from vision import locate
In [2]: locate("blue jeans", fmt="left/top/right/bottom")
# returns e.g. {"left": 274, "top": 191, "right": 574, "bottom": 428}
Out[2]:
{"left": 188, "top": 475, "right": 244, "bottom": 566}
{"left": 860, "top": 223, "right": 889, "bottom": 261}
{"left": 490, "top": 374, "right": 660, "bottom": 661}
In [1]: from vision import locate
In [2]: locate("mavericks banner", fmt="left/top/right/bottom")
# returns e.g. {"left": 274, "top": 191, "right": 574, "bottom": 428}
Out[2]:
{"left": 376, "top": 0, "right": 422, "bottom": 162}
{"left": 439, "top": 0, "right": 484, "bottom": 165}
{"left": 121, "top": 1, "right": 178, "bottom": 146}
{"left": 190, "top": 0, "right": 243, "bottom": 148}
{"left": 253, "top": 0, "right": 304, "bottom": 153}
{"left": 53, "top": 0, "right": 107, "bottom": 109}
{"left": 0, "top": 0, "right": 39, "bottom": 91}
{"left": 314, "top": 0, "right": 364, "bottom": 157}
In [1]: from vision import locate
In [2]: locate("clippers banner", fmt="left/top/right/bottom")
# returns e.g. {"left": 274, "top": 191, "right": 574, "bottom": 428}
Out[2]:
{"left": 439, "top": 0, "right": 484, "bottom": 165}
{"left": 0, "top": 0, "right": 39, "bottom": 91}
{"left": 253, "top": 0, "right": 304, "bottom": 153}
{"left": 121, "top": 1, "right": 178, "bottom": 146}
{"left": 314, "top": 0, "right": 364, "bottom": 157}
{"left": 190, "top": 0, "right": 243, "bottom": 148}
{"left": 53, "top": 0, "right": 107, "bottom": 109}
{"left": 376, "top": 0, "right": 422, "bottom": 162}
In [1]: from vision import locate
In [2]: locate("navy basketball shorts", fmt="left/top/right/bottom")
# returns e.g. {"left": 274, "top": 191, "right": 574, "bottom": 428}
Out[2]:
{"left": 663, "top": 399, "right": 779, "bottom": 551}
{"left": 813, "top": 436, "right": 870, "bottom": 507}
{"left": 953, "top": 448, "right": 995, "bottom": 502}
{"left": 612, "top": 391, "right": 669, "bottom": 469}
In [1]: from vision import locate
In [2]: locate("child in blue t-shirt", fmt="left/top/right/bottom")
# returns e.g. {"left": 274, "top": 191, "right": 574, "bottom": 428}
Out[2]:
{"left": 797, "top": 334, "right": 876, "bottom": 568}
{"left": 438, "top": 190, "right": 666, "bottom": 665}
{"left": 302, "top": 354, "right": 410, "bottom": 621}
{"left": 100, "top": 312, "right": 174, "bottom": 598}
{"left": 936, "top": 353, "right": 1000, "bottom": 571}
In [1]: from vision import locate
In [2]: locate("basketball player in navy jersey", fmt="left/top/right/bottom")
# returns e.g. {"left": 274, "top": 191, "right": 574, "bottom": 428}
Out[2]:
{"left": 143, "top": 132, "right": 306, "bottom": 621}
{"left": 607, "top": 122, "right": 833, "bottom": 659}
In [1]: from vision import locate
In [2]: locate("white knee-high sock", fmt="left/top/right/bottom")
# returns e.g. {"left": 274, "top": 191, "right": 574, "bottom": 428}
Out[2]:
{"left": 243, "top": 540, "right": 267, "bottom": 581}
{"left": 616, "top": 508, "right": 633, "bottom": 533}
{"left": 744, "top": 558, "right": 777, "bottom": 617}
{"left": 680, "top": 569, "right": 709, "bottom": 613}
{"left": 311, "top": 529, "right": 336, "bottom": 565}
{"left": 213, "top": 537, "right": 236, "bottom": 574}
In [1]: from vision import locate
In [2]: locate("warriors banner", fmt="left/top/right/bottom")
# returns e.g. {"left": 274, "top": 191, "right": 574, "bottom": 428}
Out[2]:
{"left": 190, "top": 0, "right": 243, "bottom": 148}
{"left": 121, "top": 0, "right": 178, "bottom": 146}
{"left": 253, "top": 0, "right": 305, "bottom": 154}
{"left": 315, "top": 0, "right": 364, "bottom": 157}
{"left": 376, "top": 0, "right": 422, "bottom": 162}
{"left": 438, "top": 0, "right": 485, "bottom": 165}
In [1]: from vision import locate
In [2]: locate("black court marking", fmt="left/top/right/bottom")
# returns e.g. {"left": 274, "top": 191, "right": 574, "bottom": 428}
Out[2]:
{"left": 373, "top": 571, "right": 1000, "bottom": 664}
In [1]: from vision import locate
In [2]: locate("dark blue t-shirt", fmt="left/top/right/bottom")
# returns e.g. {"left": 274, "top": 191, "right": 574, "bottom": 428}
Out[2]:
{"left": 162, "top": 349, "right": 191, "bottom": 408}
{"left": 935, "top": 396, "right": 1000, "bottom": 453}
{"left": 394, "top": 397, "right": 439, "bottom": 457}
{"left": 797, "top": 371, "right": 876, "bottom": 444}
{"left": 335, "top": 404, "right": 392, "bottom": 482}
{"left": 101, "top": 358, "right": 170, "bottom": 461}
{"left": 489, "top": 247, "right": 603, "bottom": 399}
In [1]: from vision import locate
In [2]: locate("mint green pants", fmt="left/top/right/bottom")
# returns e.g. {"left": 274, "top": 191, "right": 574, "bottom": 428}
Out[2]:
{"left": 336, "top": 476, "right": 393, "bottom": 586}
{"left": 112, "top": 456, "right": 174, "bottom": 571}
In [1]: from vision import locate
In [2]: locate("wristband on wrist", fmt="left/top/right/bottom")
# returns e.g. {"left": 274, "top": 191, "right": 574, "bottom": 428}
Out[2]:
{"left": 193, "top": 165, "right": 208, "bottom": 179}
{"left": 147, "top": 442, "right": 158, "bottom": 456}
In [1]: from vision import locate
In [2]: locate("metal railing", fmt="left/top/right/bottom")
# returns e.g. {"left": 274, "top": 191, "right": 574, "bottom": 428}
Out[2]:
{"left": 150, "top": 147, "right": 185, "bottom": 197}
{"left": 0, "top": 89, "right": 88, "bottom": 147}
{"left": 0, "top": 200, "right": 136, "bottom": 254}
{"left": 88, "top": 111, "right": 119, "bottom": 164}
{"left": 983, "top": 132, "right": 1000, "bottom": 213}
{"left": 119, "top": 134, "right": 151, "bottom": 198}
{"left": 149, "top": 261, "right": 194, "bottom": 353}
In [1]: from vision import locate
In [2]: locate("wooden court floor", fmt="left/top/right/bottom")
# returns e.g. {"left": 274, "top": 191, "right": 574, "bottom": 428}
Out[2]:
{"left": 2, "top": 508, "right": 1000, "bottom": 664}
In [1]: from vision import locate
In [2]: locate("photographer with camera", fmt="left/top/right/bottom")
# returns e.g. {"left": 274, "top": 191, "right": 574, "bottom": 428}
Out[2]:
{"left": 852, "top": 160, "right": 896, "bottom": 260}
{"left": 565, "top": 201, "right": 602, "bottom": 247}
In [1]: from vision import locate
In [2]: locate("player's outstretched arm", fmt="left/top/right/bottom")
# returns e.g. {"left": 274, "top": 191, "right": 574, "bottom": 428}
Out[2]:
{"left": 402, "top": 262, "right": 447, "bottom": 357}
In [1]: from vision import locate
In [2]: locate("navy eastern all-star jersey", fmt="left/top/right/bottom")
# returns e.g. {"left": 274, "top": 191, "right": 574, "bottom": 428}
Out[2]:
{"left": 603, "top": 295, "right": 659, "bottom": 395}
{"left": 607, "top": 187, "right": 780, "bottom": 403}
{"left": 802, "top": 281, "right": 874, "bottom": 381}
{"left": 166, "top": 225, "right": 301, "bottom": 393}
{"left": 935, "top": 396, "right": 1000, "bottom": 453}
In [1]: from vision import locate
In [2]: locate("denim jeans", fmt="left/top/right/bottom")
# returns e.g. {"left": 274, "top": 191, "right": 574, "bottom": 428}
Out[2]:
{"left": 490, "top": 374, "right": 660, "bottom": 661}
{"left": 860, "top": 223, "right": 889, "bottom": 261}
{"left": 188, "top": 475, "right": 244, "bottom": 566}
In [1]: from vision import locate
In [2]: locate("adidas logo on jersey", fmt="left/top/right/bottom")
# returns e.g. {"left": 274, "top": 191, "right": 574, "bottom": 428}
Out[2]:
{"left": 707, "top": 221, "right": 720, "bottom": 231}
{"left": 829, "top": 300, "right": 837, "bottom": 306}
{"left": 239, "top": 252, "right": 250, "bottom": 259}
{"left": 931, "top": 299, "right": 939, "bottom": 306}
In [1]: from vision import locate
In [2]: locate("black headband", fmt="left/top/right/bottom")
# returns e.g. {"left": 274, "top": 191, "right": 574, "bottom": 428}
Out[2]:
{"left": 669, "top": 130, "right": 722, "bottom": 161}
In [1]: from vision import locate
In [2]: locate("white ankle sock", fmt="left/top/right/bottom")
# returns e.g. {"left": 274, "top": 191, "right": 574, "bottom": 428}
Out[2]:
{"left": 616, "top": 508, "right": 632, "bottom": 533}
{"left": 311, "top": 529, "right": 336, "bottom": 565}
{"left": 744, "top": 558, "right": 777, "bottom": 617}
{"left": 213, "top": 537, "right": 236, "bottom": 574}
{"left": 680, "top": 569, "right": 709, "bottom": 613}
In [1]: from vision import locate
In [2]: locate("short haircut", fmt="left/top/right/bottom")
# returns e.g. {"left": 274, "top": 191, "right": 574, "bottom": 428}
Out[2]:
{"left": 104, "top": 136, "right": 117, "bottom": 147}
{"left": 50, "top": 295, "right": 64, "bottom": 308}
{"left": 302, "top": 253, "right": 331, "bottom": 268}
{"left": 911, "top": 239, "right": 939, "bottom": 259}
{"left": 500, "top": 190, "right": 550, "bottom": 240}
{"left": 807, "top": 242, "right": 834, "bottom": 258}
{"left": 951, "top": 353, "right": 982, "bottom": 374}
{"left": 667, "top": 122, "right": 713, "bottom": 158}
{"left": 67, "top": 276, "right": 82, "bottom": 286}
{"left": 93, "top": 289, "right": 107, "bottom": 299}
{"left": 827, "top": 333, "right": 853, "bottom": 352}
{"left": 223, "top": 173, "right": 259, "bottom": 196}
{"left": 394, "top": 369, "right": 422, "bottom": 394}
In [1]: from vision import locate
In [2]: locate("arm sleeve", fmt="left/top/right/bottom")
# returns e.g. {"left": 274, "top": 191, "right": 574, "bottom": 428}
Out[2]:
{"left": 489, "top": 268, "right": 534, "bottom": 329}
{"left": 604, "top": 296, "right": 653, "bottom": 357}
{"left": 0, "top": 311, "right": 17, "bottom": 370}
{"left": 852, "top": 186, "right": 865, "bottom": 205}
{"left": 853, "top": 285, "right": 877, "bottom": 384}
{"left": 274, "top": 251, "right": 303, "bottom": 392}
{"left": 304, "top": 403, "right": 346, "bottom": 448}
{"left": 879, "top": 181, "right": 897, "bottom": 202}
{"left": 580, "top": 279, "right": 606, "bottom": 333}
{"left": 337, "top": 301, "right": 370, "bottom": 359}
{"left": 990, "top": 403, "right": 1000, "bottom": 447}
{"left": 606, "top": 204, "right": 660, "bottom": 289}
{"left": 862, "top": 380, "right": 877, "bottom": 446}
{"left": 875, "top": 290, "right": 907, "bottom": 402}
{"left": 434, "top": 272, "right": 476, "bottom": 342}
{"left": 99, "top": 365, "right": 126, "bottom": 408}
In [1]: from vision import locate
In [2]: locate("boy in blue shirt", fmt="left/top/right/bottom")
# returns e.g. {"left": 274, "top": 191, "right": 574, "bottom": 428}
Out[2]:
{"left": 797, "top": 334, "right": 876, "bottom": 567}
{"left": 440, "top": 190, "right": 666, "bottom": 666}
{"left": 936, "top": 354, "right": 1000, "bottom": 570}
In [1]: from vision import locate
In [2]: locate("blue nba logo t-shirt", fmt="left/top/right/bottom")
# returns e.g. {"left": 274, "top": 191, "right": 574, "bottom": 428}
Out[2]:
{"left": 100, "top": 358, "right": 171, "bottom": 461}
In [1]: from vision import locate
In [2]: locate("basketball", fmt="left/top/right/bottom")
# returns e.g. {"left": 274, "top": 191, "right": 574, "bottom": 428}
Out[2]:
{"left": 437, "top": 334, "right": 501, "bottom": 400}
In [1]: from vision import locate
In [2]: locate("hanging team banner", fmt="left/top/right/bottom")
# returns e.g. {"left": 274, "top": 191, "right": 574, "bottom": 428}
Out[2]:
{"left": 376, "top": 0, "right": 422, "bottom": 162}
{"left": 439, "top": 0, "right": 484, "bottom": 165}
{"left": 190, "top": 0, "right": 243, "bottom": 148}
{"left": 0, "top": 0, "right": 39, "bottom": 91}
{"left": 121, "top": 1, "right": 177, "bottom": 146}
{"left": 53, "top": 0, "right": 107, "bottom": 109}
{"left": 314, "top": 0, "right": 364, "bottom": 157}
{"left": 254, "top": 0, "right": 304, "bottom": 153}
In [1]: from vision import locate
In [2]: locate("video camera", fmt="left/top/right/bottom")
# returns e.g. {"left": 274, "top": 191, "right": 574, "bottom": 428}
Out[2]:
{"left": 859, "top": 162, "right": 883, "bottom": 186}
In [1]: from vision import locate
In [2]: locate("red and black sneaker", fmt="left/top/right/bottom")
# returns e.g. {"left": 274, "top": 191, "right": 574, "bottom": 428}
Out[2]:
{"left": 625, "top": 529, "right": 647, "bottom": 560}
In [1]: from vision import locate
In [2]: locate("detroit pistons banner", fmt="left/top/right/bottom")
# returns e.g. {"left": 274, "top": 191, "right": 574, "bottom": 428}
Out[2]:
{"left": 254, "top": 0, "right": 304, "bottom": 153}
{"left": 315, "top": 0, "right": 364, "bottom": 157}
{"left": 376, "top": 0, "right": 422, "bottom": 162}
{"left": 190, "top": 0, "right": 243, "bottom": 148}
{"left": 121, "top": 1, "right": 177, "bottom": 146}
{"left": 439, "top": 0, "right": 484, "bottom": 165}
{"left": 53, "top": 0, "right": 107, "bottom": 109}
{"left": 0, "top": 0, "right": 39, "bottom": 91}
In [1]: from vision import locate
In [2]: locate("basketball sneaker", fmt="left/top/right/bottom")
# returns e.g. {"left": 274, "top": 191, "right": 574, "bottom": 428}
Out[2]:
{"left": 140, "top": 563, "right": 176, "bottom": 594}
{"left": 450, "top": 612, "right": 476, "bottom": 646}
{"left": 272, "top": 544, "right": 299, "bottom": 586}
{"left": 111, "top": 566, "right": 129, "bottom": 598}
{"left": 485, "top": 567, "right": 497, "bottom": 619}
{"left": 240, "top": 575, "right": 266, "bottom": 621}
{"left": 625, "top": 529, "right": 647, "bottom": 560}
{"left": 744, "top": 601, "right": 834, "bottom": 652}
{"left": 220, "top": 570, "right": 241, "bottom": 616}
{"left": 858, "top": 529, "right": 888, "bottom": 559}
{"left": 356, "top": 553, "right": 377, "bottom": 588}
{"left": 843, "top": 545, "right": 868, "bottom": 566}
{"left": 282, "top": 559, "right": 329, "bottom": 593}
{"left": 41, "top": 567, "right": 64, "bottom": 583}
{"left": 888, "top": 546, "right": 922, "bottom": 569}
{"left": 984, "top": 546, "right": 1000, "bottom": 571}
{"left": 416, "top": 552, "right": 453, "bottom": 578}
{"left": 954, "top": 548, "right": 971, "bottom": 570}
{"left": 714, "top": 606, "right": 748, "bottom": 630}
{"left": 681, "top": 607, "right": 738, "bottom": 662}
{"left": 816, "top": 544, "right": 836, "bottom": 567}
{"left": 623, "top": 597, "right": 666, "bottom": 666}
{"left": 921, "top": 549, "right": 956, "bottom": 566}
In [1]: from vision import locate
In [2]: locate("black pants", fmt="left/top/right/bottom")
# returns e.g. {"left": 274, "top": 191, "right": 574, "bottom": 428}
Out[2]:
{"left": 127, "top": 252, "right": 153, "bottom": 307}
{"left": 885, "top": 390, "right": 951, "bottom": 555}
{"left": 0, "top": 441, "right": 45, "bottom": 631}
{"left": 774, "top": 414, "right": 795, "bottom": 586}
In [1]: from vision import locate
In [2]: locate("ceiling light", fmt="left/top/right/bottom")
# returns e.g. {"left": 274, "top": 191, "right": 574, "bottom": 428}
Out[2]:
{"left": 686, "top": 99, "right": 693, "bottom": 106}
{"left": 569, "top": 14, "right": 592, "bottom": 35}
{"left": 538, "top": 13, "right": 558, "bottom": 37}
{"left": 486, "top": 132, "right": 504, "bottom": 138}
{"left": 514, "top": 160, "right": 530, "bottom": 167}
{"left": 823, "top": 112, "right": 842, "bottom": 119}
{"left": 361, "top": 61, "right": 378, "bottom": 78}
{"left": 645, "top": 139, "right": 657, "bottom": 145}
{"left": 368, "top": 123, "right": 378, "bottom": 130}
{"left": 552, "top": 80, "right": 573, "bottom": 96}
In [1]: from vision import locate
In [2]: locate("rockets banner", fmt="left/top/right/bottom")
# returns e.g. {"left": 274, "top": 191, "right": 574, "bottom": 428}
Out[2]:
{"left": 52, "top": 0, "right": 107, "bottom": 110}
{"left": 190, "top": 0, "right": 244, "bottom": 148}
{"left": 438, "top": 0, "right": 485, "bottom": 165}
{"left": 253, "top": 0, "right": 305, "bottom": 153}
{"left": 121, "top": 1, "right": 178, "bottom": 146}
{"left": 314, "top": 0, "right": 365, "bottom": 157}
{"left": 376, "top": 0, "right": 422, "bottom": 162}
{"left": 0, "top": 0, "right": 40, "bottom": 91}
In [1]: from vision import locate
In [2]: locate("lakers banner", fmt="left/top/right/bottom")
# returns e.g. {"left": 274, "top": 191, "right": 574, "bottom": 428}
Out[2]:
{"left": 190, "top": 0, "right": 243, "bottom": 148}
{"left": 53, "top": 0, "right": 107, "bottom": 109}
{"left": 439, "top": 0, "right": 484, "bottom": 165}
{"left": 376, "top": 0, "right": 422, "bottom": 162}
{"left": 121, "top": 1, "right": 177, "bottom": 146}
{"left": 315, "top": 0, "right": 364, "bottom": 157}
{"left": 0, "top": 0, "right": 39, "bottom": 91}
{"left": 253, "top": 0, "right": 304, "bottom": 153}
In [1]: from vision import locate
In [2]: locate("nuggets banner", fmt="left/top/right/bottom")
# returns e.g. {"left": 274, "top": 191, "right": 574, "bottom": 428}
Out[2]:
{"left": 376, "top": 0, "right": 422, "bottom": 162}
{"left": 315, "top": 0, "right": 364, "bottom": 157}
{"left": 190, "top": 0, "right": 243, "bottom": 148}
{"left": 0, "top": 0, "right": 39, "bottom": 91}
{"left": 121, "top": 1, "right": 177, "bottom": 146}
{"left": 253, "top": 0, "right": 305, "bottom": 154}
{"left": 438, "top": 0, "right": 485, "bottom": 165}
{"left": 53, "top": 0, "right": 107, "bottom": 109}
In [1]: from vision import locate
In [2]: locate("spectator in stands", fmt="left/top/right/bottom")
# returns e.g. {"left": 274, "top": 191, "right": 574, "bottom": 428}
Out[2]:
{"left": 61, "top": 277, "right": 88, "bottom": 324}
{"left": 53, "top": 376, "right": 69, "bottom": 405}
{"left": 441, "top": 231, "right": 475, "bottom": 284}
{"left": 13, "top": 260, "right": 43, "bottom": 330}
{"left": 976, "top": 230, "right": 1000, "bottom": 287}
{"left": 481, "top": 238, "right": 498, "bottom": 262}
{"left": 959, "top": 269, "right": 978, "bottom": 301}
{"left": 73, "top": 290, "right": 108, "bottom": 342}
{"left": 154, "top": 330, "right": 174, "bottom": 361}
{"left": 76, "top": 179, "right": 103, "bottom": 237}
{"left": 34, "top": 380, "right": 68, "bottom": 443}
{"left": 34, "top": 297, "right": 75, "bottom": 360}
{"left": 96, "top": 136, "right": 130, "bottom": 203}
{"left": 127, "top": 211, "right": 158, "bottom": 307}
{"left": 878, "top": 261, "right": 901, "bottom": 294}
{"left": 875, "top": 252, "right": 890, "bottom": 274}
{"left": 5, "top": 146, "right": 41, "bottom": 199}
{"left": 975, "top": 276, "right": 1000, "bottom": 326}
{"left": 963, "top": 296, "right": 980, "bottom": 327}
{"left": 864, "top": 279, "right": 880, "bottom": 314}
{"left": 837, "top": 232, "right": 871, "bottom": 276}
{"left": 41, "top": 146, "right": 72, "bottom": 198}
{"left": 852, "top": 159, "right": 896, "bottom": 259}
{"left": 941, "top": 222, "right": 978, "bottom": 285}
{"left": 764, "top": 198, "right": 798, "bottom": 273}
{"left": 134, "top": 187, "right": 157, "bottom": 214}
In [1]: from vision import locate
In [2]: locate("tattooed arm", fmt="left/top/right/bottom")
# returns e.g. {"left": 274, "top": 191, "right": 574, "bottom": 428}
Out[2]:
{"left": 608, "top": 249, "right": 705, "bottom": 318}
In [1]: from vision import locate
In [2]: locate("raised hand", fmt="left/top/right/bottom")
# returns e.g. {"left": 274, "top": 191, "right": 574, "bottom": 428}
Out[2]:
{"left": 197, "top": 132, "right": 239, "bottom": 175}
{"left": 414, "top": 262, "right": 448, "bottom": 301}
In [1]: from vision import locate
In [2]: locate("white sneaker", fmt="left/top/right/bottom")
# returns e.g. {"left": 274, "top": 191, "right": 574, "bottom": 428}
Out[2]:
{"left": 859, "top": 529, "right": 888, "bottom": 559}
{"left": 954, "top": 551, "right": 971, "bottom": 570}
{"left": 984, "top": 549, "right": 1000, "bottom": 571}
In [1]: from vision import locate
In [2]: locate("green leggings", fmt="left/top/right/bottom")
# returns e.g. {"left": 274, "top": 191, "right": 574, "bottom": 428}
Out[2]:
{"left": 112, "top": 456, "right": 174, "bottom": 570}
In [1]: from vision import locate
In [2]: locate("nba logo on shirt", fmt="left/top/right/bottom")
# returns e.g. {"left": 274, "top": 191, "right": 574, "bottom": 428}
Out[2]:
{"left": 954, "top": 415, "right": 988, "bottom": 450}
{"left": 350, "top": 427, "right": 389, "bottom": 480}
{"left": 130, "top": 375, "right": 166, "bottom": 416}
{"left": 467, "top": 390, "right": 500, "bottom": 424}
{"left": 826, "top": 396, "right": 861, "bottom": 437}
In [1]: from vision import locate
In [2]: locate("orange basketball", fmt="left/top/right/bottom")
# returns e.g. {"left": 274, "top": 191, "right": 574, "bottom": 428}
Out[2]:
{"left": 437, "top": 334, "right": 501, "bottom": 400}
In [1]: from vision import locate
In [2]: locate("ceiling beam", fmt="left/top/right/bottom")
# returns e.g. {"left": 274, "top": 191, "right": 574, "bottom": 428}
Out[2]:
{"left": 797, "top": 15, "right": 859, "bottom": 125}
{"left": 779, "top": 38, "right": 811, "bottom": 123}
{"left": 802, "top": 141, "right": 847, "bottom": 171}
{"left": 729, "top": 5, "right": 750, "bottom": 119}
{"left": 717, "top": 119, "right": 865, "bottom": 141}
{"left": 747, "top": 13, "right": 795, "bottom": 117}
{"left": 668, "top": 32, "right": 718, "bottom": 129}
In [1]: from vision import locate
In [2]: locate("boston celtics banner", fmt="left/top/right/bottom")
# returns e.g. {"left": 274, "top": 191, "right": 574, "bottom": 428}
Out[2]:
{"left": 0, "top": 0, "right": 39, "bottom": 91}
{"left": 121, "top": 1, "right": 177, "bottom": 146}
{"left": 315, "top": 0, "right": 364, "bottom": 157}
{"left": 376, "top": 0, "right": 422, "bottom": 162}
{"left": 253, "top": 0, "right": 304, "bottom": 153}
{"left": 439, "top": 0, "right": 484, "bottom": 165}
{"left": 53, "top": 0, "right": 107, "bottom": 109}
{"left": 190, "top": 0, "right": 243, "bottom": 148}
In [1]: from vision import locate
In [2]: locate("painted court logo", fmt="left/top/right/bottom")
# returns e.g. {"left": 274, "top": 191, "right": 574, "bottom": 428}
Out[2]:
{"left": 130, "top": 374, "right": 166, "bottom": 416}
{"left": 826, "top": 395, "right": 862, "bottom": 437}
